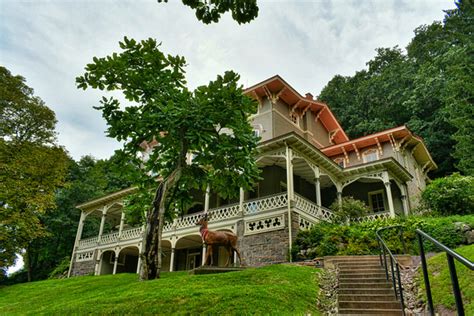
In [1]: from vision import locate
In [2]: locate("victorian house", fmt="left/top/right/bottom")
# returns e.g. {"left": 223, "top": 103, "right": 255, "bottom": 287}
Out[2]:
{"left": 68, "top": 75, "right": 436, "bottom": 277}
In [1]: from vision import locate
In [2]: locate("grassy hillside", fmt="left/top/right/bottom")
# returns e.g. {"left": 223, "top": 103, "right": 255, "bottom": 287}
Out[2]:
{"left": 422, "top": 244, "right": 474, "bottom": 314}
{"left": 0, "top": 264, "right": 320, "bottom": 315}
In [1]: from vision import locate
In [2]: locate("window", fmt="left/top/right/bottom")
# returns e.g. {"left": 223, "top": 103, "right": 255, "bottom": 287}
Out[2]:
{"left": 253, "top": 129, "right": 261, "bottom": 138}
{"left": 334, "top": 158, "right": 345, "bottom": 168}
{"left": 363, "top": 149, "right": 379, "bottom": 163}
{"left": 368, "top": 190, "right": 386, "bottom": 213}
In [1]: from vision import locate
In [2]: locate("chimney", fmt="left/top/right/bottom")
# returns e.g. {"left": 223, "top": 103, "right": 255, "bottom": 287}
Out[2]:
{"left": 305, "top": 93, "right": 313, "bottom": 100}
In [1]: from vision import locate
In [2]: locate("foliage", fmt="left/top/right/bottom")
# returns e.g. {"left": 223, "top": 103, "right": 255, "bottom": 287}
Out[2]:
{"left": 329, "top": 196, "right": 369, "bottom": 224}
{"left": 421, "top": 173, "right": 474, "bottom": 216}
{"left": 0, "top": 66, "right": 69, "bottom": 281}
{"left": 292, "top": 215, "right": 474, "bottom": 259}
{"left": 158, "top": 0, "right": 258, "bottom": 24}
{"left": 0, "top": 265, "right": 320, "bottom": 315}
{"left": 318, "top": 1, "right": 474, "bottom": 176}
{"left": 48, "top": 257, "right": 70, "bottom": 279}
{"left": 76, "top": 37, "right": 260, "bottom": 279}
{"left": 420, "top": 245, "right": 474, "bottom": 314}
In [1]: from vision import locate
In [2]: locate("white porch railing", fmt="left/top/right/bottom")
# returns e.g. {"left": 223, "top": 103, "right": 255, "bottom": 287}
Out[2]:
{"left": 243, "top": 193, "right": 288, "bottom": 215}
{"left": 78, "top": 227, "right": 143, "bottom": 250}
{"left": 294, "top": 194, "right": 335, "bottom": 222}
{"left": 352, "top": 211, "right": 391, "bottom": 223}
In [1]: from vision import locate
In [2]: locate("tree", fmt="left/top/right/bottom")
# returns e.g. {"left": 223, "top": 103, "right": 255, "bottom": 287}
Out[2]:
{"left": 158, "top": 0, "right": 259, "bottom": 24}
{"left": 0, "top": 66, "right": 68, "bottom": 281}
{"left": 76, "top": 37, "right": 260, "bottom": 279}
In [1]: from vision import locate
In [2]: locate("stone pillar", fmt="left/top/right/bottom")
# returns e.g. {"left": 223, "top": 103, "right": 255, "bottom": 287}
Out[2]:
{"left": 285, "top": 145, "right": 294, "bottom": 262}
{"left": 239, "top": 187, "right": 245, "bottom": 216}
{"left": 118, "top": 211, "right": 126, "bottom": 239}
{"left": 113, "top": 254, "right": 119, "bottom": 275}
{"left": 202, "top": 244, "right": 207, "bottom": 266}
{"left": 204, "top": 185, "right": 210, "bottom": 213}
{"left": 98, "top": 206, "right": 108, "bottom": 243}
{"left": 169, "top": 248, "right": 175, "bottom": 272}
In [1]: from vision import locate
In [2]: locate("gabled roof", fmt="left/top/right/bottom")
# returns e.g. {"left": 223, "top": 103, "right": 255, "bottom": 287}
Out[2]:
{"left": 244, "top": 75, "right": 349, "bottom": 144}
{"left": 321, "top": 126, "right": 437, "bottom": 172}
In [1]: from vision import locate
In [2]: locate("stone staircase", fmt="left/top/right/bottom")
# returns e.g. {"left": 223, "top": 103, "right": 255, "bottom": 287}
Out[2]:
{"left": 327, "top": 256, "right": 404, "bottom": 316}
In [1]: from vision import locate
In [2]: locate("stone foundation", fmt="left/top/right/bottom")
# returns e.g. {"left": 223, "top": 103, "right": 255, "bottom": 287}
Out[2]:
{"left": 70, "top": 259, "right": 95, "bottom": 276}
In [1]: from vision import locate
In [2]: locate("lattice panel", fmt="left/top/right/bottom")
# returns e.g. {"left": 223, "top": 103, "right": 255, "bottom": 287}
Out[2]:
{"left": 244, "top": 214, "right": 285, "bottom": 235}
{"left": 175, "top": 213, "right": 202, "bottom": 229}
{"left": 294, "top": 194, "right": 335, "bottom": 222}
{"left": 243, "top": 193, "right": 288, "bottom": 215}
{"left": 209, "top": 203, "right": 240, "bottom": 221}
{"left": 352, "top": 212, "right": 391, "bottom": 223}
{"left": 76, "top": 251, "right": 94, "bottom": 262}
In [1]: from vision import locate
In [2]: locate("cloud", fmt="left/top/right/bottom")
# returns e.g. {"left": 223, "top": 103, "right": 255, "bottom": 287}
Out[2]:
{"left": 0, "top": 0, "right": 455, "bottom": 160}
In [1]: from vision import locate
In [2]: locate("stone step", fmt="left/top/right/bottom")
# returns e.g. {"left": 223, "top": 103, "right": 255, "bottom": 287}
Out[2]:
{"left": 338, "top": 288, "right": 395, "bottom": 295}
{"left": 338, "top": 264, "right": 382, "bottom": 270}
{"left": 338, "top": 308, "right": 402, "bottom": 315}
{"left": 339, "top": 277, "right": 388, "bottom": 284}
{"left": 338, "top": 300, "right": 402, "bottom": 309}
{"left": 339, "top": 272, "right": 387, "bottom": 278}
{"left": 339, "top": 282, "right": 392, "bottom": 289}
{"left": 338, "top": 294, "right": 397, "bottom": 302}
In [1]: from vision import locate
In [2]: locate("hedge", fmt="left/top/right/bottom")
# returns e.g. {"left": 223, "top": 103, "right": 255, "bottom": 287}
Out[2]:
{"left": 292, "top": 215, "right": 474, "bottom": 260}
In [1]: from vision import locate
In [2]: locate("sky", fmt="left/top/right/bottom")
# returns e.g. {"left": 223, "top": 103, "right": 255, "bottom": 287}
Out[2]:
{"left": 1, "top": 0, "right": 456, "bottom": 162}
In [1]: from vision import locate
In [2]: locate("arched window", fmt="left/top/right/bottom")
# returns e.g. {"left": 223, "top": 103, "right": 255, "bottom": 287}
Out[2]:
{"left": 363, "top": 148, "right": 379, "bottom": 163}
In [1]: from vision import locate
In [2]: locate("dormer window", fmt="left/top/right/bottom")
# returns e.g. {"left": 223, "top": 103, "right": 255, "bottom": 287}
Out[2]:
{"left": 290, "top": 112, "right": 299, "bottom": 125}
{"left": 334, "top": 158, "right": 345, "bottom": 168}
{"left": 363, "top": 149, "right": 379, "bottom": 163}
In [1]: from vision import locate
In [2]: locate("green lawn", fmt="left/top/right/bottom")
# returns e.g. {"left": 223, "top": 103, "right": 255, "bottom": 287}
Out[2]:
{"left": 0, "top": 264, "right": 320, "bottom": 315}
{"left": 421, "top": 244, "right": 474, "bottom": 314}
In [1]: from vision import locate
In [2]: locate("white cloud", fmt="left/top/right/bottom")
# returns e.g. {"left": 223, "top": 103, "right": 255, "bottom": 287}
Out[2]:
{"left": 0, "top": 0, "right": 455, "bottom": 160}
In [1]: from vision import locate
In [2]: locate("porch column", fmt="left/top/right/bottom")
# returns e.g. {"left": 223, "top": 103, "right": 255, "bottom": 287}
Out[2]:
{"left": 336, "top": 183, "right": 343, "bottom": 206}
{"left": 239, "top": 187, "right": 245, "bottom": 216}
{"left": 170, "top": 248, "right": 175, "bottom": 272}
{"left": 204, "top": 185, "right": 210, "bottom": 213}
{"left": 385, "top": 182, "right": 396, "bottom": 218}
{"left": 136, "top": 252, "right": 142, "bottom": 274}
{"left": 118, "top": 211, "right": 126, "bottom": 239}
{"left": 67, "top": 211, "right": 87, "bottom": 277}
{"left": 113, "top": 254, "right": 119, "bottom": 274}
{"left": 98, "top": 206, "right": 108, "bottom": 243}
{"left": 313, "top": 166, "right": 321, "bottom": 207}
{"left": 202, "top": 244, "right": 207, "bottom": 266}
{"left": 400, "top": 184, "right": 410, "bottom": 216}
{"left": 94, "top": 252, "right": 101, "bottom": 275}
{"left": 285, "top": 145, "right": 294, "bottom": 262}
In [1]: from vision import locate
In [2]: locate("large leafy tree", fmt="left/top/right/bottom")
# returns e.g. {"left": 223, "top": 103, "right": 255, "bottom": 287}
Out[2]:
{"left": 76, "top": 37, "right": 260, "bottom": 279}
{"left": 319, "top": 0, "right": 473, "bottom": 176}
{"left": 158, "top": 0, "right": 259, "bottom": 24}
{"left": 0, "top": 66, "right": 69, "bottom": 281}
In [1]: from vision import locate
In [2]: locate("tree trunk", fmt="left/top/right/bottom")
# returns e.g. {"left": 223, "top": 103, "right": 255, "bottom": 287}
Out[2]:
{"left": 25, "top": 246, "right": 32, "bottom": 282}
{"left": 140, "top": 168, "right": 181, "bottom": 280}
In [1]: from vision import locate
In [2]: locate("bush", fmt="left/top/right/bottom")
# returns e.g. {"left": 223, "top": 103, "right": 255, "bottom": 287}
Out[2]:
{"left": 329, "top": 196, "right": 369, "bottom": 224}
{"left": 48, "top": 256, "right": 70, "bottom": 279}
{"left": 293, "top": 215, "right": 474, "bottom": 260}
{"left": 421, "top": 173, "right": 474, "bottom": 216}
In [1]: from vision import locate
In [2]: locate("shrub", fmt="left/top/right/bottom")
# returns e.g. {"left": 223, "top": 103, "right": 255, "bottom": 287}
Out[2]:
{"left": 329, "top": 196, "right": 369, "bottom": 224}
{"left": 293, "top": 215, "right": 474, "bottom": 260}
{"left": 48, "top": 256, "right": 70, "bottom": 279}
{"left": 421, "top": 173, "right": 474, "bottom": 216}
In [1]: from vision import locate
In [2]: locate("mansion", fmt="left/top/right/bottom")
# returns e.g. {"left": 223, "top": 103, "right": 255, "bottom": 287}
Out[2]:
{"left": 68, "top": 75, "right": 436, "bottom": 277}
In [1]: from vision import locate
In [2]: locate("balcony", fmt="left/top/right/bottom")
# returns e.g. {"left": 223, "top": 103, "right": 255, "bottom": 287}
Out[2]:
{"left": 77, "top": 193, "right": 335, "bottom": 250}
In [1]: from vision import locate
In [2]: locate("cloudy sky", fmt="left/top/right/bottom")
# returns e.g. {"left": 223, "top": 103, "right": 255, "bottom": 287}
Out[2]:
{"left": 1, "top": 0, "right": 455, "bottom": 161}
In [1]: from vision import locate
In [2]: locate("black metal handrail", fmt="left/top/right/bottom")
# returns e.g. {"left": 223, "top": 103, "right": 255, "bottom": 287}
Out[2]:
{"left": 416, "top": 229, "right": 474, "bottom": 316}
{"left": 376, "top": 225, "right": 407, "bottom": 316}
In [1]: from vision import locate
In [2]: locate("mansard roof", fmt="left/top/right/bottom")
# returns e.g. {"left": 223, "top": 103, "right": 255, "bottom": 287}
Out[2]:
{"left": 244, "top": 75, "right": 349, "bottom": 144}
